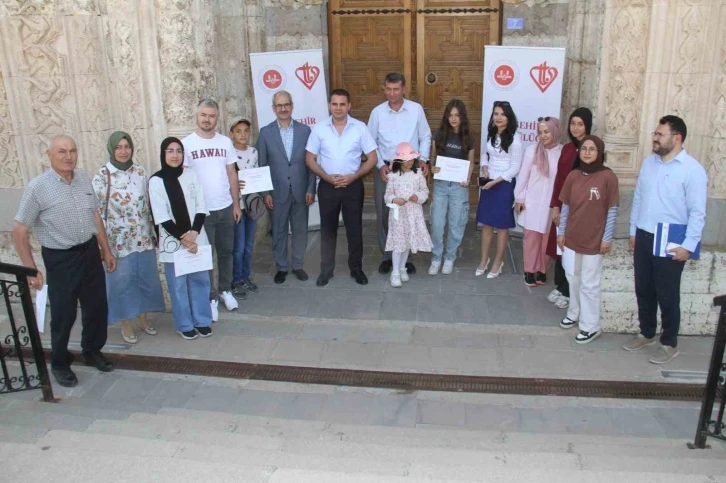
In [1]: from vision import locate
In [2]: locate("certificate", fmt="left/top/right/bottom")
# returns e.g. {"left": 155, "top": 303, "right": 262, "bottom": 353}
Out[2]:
{"left": 433, "top": 156, "right": 470, "bottom": 184}
{"left": 239, "top": 166, "right": 274, "bottom": 195}
{"left": 35, "top": 284, "right": 48, "bottom": 333}
{"left": 174, "top": 245, "right": 213, "bottom": 277}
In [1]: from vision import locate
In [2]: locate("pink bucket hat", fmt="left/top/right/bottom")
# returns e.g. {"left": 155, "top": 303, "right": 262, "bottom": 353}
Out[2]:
{"left": 393, "top": 142, "right": 419, "bottom": 161}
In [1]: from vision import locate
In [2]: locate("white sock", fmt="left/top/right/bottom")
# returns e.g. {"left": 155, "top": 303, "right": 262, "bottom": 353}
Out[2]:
{"left": 400, "top": 250, "right": 410, "bottom": 271}
{"left": 392, "top": 251, "right": 403, "bottom": 273}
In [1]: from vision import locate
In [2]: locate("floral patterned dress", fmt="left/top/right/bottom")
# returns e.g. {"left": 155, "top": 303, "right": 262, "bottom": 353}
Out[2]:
{"left": 384, "top": 170, "right": 433, "bottom": 253}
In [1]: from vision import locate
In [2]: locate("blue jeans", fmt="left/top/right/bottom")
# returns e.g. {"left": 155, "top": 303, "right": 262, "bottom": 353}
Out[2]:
{"left": 232, "top": 212, "right": 257, "bottom": 284}
{"left": 163, "top": 263, "right": 213, "bottom": 332}
{"left": 430, "top": 180, "right": 469, "bottom": 263}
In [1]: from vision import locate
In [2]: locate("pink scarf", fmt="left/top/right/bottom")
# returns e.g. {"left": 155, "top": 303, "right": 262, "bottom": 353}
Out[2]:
{"left": 534, "top": 117, "right": 562, "bottom": 177}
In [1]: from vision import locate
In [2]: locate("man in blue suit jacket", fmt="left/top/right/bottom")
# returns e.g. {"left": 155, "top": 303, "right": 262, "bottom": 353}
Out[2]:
{"left": 257, "top": 90, "right": 315, "bottom": 284}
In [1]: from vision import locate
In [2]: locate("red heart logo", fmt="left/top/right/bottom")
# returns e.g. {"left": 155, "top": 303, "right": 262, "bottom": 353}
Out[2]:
{"left": 529, "top": 62, "right": 559, "bottom": 93}
{"left": 295, "top": 62, "right": 320, "bottom": 91}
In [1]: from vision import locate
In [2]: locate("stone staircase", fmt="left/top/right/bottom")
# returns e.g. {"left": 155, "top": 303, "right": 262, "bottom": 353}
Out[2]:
{"left": 1, "top": 377, "right": 725, "bottom": 483}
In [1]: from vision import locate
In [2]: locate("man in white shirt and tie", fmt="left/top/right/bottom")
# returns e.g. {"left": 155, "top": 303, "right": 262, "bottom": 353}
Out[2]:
{"left": 367, "top": 73, "right": 431, "bottom": 275}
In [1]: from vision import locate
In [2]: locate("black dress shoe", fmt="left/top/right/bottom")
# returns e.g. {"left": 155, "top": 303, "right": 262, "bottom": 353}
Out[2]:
{"left": 405, "top": 262, "right": 416, "bottom": 274}
{"left": 274, "top": 271, "right": 288, "bottom": 284}
{"left": 316, "top": 274, "right": 330, "bottom": 287}
{"left": 82, "top": 352, "right": 114, "bottom": 372}
{"left": 351, "top": 269, "right": 368, "bottom": 285}
{"left": 51, "top": 367, "right": 78, "bottom": 387}
{"left": 378, "top": 259, "right": 393, "bottom": 274}
{"left": 292, "top": 269, "right": 309, "bottom": 281}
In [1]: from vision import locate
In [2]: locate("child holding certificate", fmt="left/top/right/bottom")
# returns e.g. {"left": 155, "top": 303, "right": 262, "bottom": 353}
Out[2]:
{"left": 384, "top": 142, "right": 433, "bottom": 288}
{"left": 149, "top": 137, "right": 213, "bottom": 340}
{"left": 429, "top": 99, "right": 475, "bottom": 276}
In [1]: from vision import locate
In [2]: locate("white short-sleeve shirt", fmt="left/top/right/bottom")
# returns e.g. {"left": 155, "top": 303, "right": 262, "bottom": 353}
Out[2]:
{"left": 306, "top": 115, "right": 377, "bottom": 176}
{"left": 182, "top": 132, "right": 237, "bottom": 211}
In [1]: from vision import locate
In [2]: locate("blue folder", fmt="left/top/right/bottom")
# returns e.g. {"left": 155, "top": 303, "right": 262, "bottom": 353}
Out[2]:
{"left": 653, "top": 223, "right": 701, "bottom": 260}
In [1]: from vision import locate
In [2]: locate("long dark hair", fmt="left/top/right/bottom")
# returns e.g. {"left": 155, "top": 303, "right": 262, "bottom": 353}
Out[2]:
{"left": 487, "top": 101, "right": 518, "bottom": 152}
{"left": 435, "top": 99, "right": 473, "bottom": 155}
{"left": 391, "top": 159, "right": 418, "bottom": 175}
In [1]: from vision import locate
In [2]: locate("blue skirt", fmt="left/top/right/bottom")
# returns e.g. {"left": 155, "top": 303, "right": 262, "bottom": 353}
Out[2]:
{"left": 476, "top": 179, "right": 516, "bottom": 229}
{"left": 106, "top": 249, "right": 166, "bottom": 324}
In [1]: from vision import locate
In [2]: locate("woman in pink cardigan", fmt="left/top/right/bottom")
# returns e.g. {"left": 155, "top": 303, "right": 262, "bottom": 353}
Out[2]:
{"left": 514, "top": 117, "right": 563, "bottom": 287}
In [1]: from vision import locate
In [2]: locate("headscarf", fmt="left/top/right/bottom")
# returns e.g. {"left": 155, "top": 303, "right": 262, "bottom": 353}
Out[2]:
{"left": 151, "top": 137, "right": 191, "bottom": 233}
{"left": 577, "top": 135, "right": 609, "bottom": 174}
{"left": 567, "top": 107, "right": 593, "bottom": 146}
{"left": 534, "top": 117, "right": 561, "bottom": 177}
{"left": 107, "top": 131, "right": 134, "bottom": 171}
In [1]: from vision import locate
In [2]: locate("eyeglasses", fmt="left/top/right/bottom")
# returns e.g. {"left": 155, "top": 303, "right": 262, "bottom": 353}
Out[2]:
{"left": 651, "top": 131, "right": 671, "bottom": 139}
{"left": 493, "top": 101, "right": 511, "bottom": 107}
{"left": 273, "top": 103, "right": 292, "bottom": 110}
{"left": 580, "top": 147, "right": 598, "bottom": 153}
{"left": 165, "top": 149, "right": 183, "bottom": 155}
{"left": 537, "top": 117, "right": 551, "bottom": 122}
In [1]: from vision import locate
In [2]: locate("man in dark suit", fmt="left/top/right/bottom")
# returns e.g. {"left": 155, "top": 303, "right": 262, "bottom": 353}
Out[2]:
{"left": 257, "top": 90, "right": 315, "bottom": 284}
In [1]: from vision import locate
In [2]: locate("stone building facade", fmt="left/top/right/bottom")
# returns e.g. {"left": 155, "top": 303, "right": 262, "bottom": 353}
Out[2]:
{"left": 0, "top": 0, "right": 724, "bottom": 333}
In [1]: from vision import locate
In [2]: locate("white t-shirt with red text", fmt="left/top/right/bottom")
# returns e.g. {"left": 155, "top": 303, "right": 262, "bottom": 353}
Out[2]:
{"left": 182, "top": 132, "right": 237, "bottom": 211}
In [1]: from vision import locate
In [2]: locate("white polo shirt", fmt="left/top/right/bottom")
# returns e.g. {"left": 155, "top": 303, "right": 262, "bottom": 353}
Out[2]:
{"left": 306, "top": 115, "right": 377, "bottom": 176}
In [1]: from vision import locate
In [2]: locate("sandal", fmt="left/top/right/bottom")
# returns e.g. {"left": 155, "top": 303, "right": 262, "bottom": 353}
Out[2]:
{"left": 138, "top": 320, "right": 158, "bottom": 336}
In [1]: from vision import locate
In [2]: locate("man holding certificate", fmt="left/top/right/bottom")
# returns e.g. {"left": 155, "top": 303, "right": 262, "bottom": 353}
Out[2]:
{"left": 257, "top": 90, "right": 315, "bottom": 285}
{"left": 624, "top": 115, "right": 708, "bottom": 364}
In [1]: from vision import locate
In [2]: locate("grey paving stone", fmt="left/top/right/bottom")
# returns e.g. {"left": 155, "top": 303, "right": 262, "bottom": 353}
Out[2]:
{"left": 417, "top": 399, "right": 466, "bottom": 427}
{"left": 385, "top": 274, "right": 442, "bottom": 294}
{"left": 497, "top": 334, "right": 535, "bottom": 349}
{"left": 320, "top": 341, "right": 386, "bottom": 367}
{"left": 101, "top": 374, "right": 162, "bottom": 404}
{"left": 501, "top": 348, "right": 584, "bottom": 378}
{"left": 269, "top": 339, "right": 324, "bottom": 364}
{"left": 276, "top": 392, "right": 327, "bottom": 420}
{"left": 79, "top": 373, "right": 123, "bottom": 400}
{"left": 429, "top": 346, "right": 499, "bottom": 373}
{"left": 464, "top": 403, "right": 519, "bottom": 431}
{"left": 382, "top": 344, "right": 432, "bottom": 371}
{"left": 0, "top": 424, "right": 47, "bottom": 443}
{"left": 319, "top": 391, "right": 376, "bottom": 424}
{"left": 143, "top": 379, "right": 202, "bottom": 409}
{"left": 482, "top": 295, "right": 527, "bottom": 324}
{"left": 416, "top": 293, "right": 456, "bottom": 323}
{"left": 300, "top": 325, "right": 411, "bottom": 344}
{"left": 559, "top": 406, "right": 617, "bottom": 435}
{"left": 0, "top": 410, "right": 93, "bottom": 432}
{"left": 677, "top": 335, "right": 715, "bottom": 354}
{"left": 605, "top": 407, "right": 667, "bottom": 437}
{"left": 379, "top": 292, "right": 419, "bottom": 321}
{"left": 439, "top": 277, "right": 478, "bottom": 295}
{"left": 185, "top": 383, "right": 242, "bottom": 413}
{"left": 233, "top": 389, "right": 285, "bottom": 417}
{"left": 522, "top": 296, "right": 564, "bottom": 326}
{"left": 516, "top": 407, "right": 568, "bottom": 434}
{"left": 212, "top": 335, "right": 276, "bottom": 363}
{"left": 650, "top": 407, "right": 701, "bottom": 439}
{"left": 367, "top": 394, "right": 417, "bottom": 428}
{"left": 220, "top": 320, "right": 302, "bottom": 339}
{"left": 532, "top": 335, "right": 575, "bottom": 351}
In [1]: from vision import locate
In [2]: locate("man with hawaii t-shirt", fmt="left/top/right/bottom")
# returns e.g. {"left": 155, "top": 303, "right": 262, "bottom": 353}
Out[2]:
{"left": 183, "top": 98, "right": 242, "bottom": 320}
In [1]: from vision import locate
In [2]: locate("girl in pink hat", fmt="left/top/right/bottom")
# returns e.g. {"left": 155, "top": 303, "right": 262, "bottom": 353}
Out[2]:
{"left": 384, "top": 142, "right": 433, "bottom": 287}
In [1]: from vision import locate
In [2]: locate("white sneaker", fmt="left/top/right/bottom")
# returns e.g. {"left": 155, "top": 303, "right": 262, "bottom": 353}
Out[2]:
{"left": 547, "top": 289, "right": 562, "bottom": 303}
{"left": 210, "top": 300, "right": 219, "bottom": 323}
{"left": 390, "top": 273, "right": 402, "bottom": 288}
{"left": 220, "top": 291, "right": 238, "bottom": 311}
{"left": 400, "top": 269, "right": 409, "bottom": 282}
{"left": 554, "top": 296, "right": 569, "bottom": 309}
{"left": 441, "top": 259, "right": 454, "bottom": 275}
{"left": 428, "top": 260, "right": 441, "bottom": 275}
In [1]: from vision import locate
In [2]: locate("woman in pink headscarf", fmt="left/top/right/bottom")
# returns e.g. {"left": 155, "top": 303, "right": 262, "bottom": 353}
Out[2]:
{"left": 514, "top": 117, "right": 563, "bottom": 287}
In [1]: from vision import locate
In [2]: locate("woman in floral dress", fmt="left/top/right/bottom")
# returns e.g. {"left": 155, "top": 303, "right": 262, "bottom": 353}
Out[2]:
{"left": 92, "top": 131, "right": 165, "bottom": 344}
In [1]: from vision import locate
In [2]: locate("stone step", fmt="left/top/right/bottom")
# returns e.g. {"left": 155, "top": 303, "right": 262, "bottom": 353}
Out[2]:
{"left": 0, "top": 423, "right": 49, "bottom": 444}
{"left": 0, "top": 441, "right": 274, "bottom": 483}
{"left": 3, "top": 398, "right": 134, "bottom": 421}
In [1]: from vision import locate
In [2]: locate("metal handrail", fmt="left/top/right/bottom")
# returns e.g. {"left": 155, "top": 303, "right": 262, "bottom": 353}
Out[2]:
{"left": 689, "top": 294, "right": 726, "bottom": 449}
{"left": 0, "top": 261, "right": 54, "bottom": 402}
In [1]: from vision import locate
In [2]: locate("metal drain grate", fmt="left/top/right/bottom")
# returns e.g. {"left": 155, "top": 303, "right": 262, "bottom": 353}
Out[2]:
{"left": 26, "top": 349, "right": 708, "bottom": 401}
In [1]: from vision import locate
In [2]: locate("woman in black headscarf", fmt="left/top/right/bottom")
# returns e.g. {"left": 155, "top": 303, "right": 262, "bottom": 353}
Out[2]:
{"left": 546, "top": 107, "right": 593, "bottom": 309}
{"left": 148, "top": 137, "right": 213, "bottom": 340}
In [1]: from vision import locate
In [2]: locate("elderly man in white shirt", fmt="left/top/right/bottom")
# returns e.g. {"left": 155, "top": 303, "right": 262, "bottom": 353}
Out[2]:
{"left": 306, "top": 89, "right": 378, "bottom": 287}
{"left": 367, "top": 73, "right": 431, "bottom": 275}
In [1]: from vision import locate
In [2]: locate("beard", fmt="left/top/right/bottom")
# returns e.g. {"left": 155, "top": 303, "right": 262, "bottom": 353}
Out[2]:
{"left": 653, "top": 140, "right": 673, "bottom": 156}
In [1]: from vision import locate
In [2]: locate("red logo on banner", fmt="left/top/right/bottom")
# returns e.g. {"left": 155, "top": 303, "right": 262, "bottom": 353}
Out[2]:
{"left": 493, "top": 64, "right": 516, "bottom": 87}
{"left": 262, "top": 69, "right": 283, "bottom": 90}
{"left": 529, "top": 62, "right": 559, "bottom": 93}
{"left": 295, "top": 62, "right": 320, "bottom": 91}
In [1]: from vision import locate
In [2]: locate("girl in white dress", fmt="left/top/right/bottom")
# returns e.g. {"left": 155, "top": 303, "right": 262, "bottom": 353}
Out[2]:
{"left": 384, "top": 142, "right": 433, "bottom": 287}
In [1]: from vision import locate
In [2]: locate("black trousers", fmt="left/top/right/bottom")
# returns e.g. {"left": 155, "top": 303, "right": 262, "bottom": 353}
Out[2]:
{"left": 318, "top": 178, "right": 364, "bottom": 278}
{"left": 634, "top": 229, "right": 686, "bottom": 348}
{"left": 41, "top": 237, "right": 108, "bottom": 369}
{"left": 554, "top": 258, "right": 569, "bottom": 297}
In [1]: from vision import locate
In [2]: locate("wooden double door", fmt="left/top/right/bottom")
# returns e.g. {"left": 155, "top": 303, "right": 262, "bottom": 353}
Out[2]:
{"left": 329, "top": 0, "right": 502, "bottom": 163}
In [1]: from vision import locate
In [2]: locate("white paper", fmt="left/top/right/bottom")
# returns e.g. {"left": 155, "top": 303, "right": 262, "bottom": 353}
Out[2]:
{"left": 561, "top": 247, "right": 575, "bottom": 275}
{"left": 173, "top": 245, "right": 213, "bottom": 277}
{"left": 556, "top": 244, "right": 563, "bottom": 256}
{"left": 665, "top": 242, "right": 682, "bottom": 253}
{"left": 239, "top": 166, "right": 273, "bottom": 195}
{"left": 34, "top": 285, "right": 47, "bottom": 333}
{"left": 433, "top": 156, "right": 470, "bottom": 184}
{"left": 386, "top": 203, "right": 400, "bottom": 220}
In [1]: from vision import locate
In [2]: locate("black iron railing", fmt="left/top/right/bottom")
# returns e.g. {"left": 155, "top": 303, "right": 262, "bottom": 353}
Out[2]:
{"left": 0, "top": 261, "right": 54, "bottom": 401}
{"left": 689, "top": 294, "right": 726, "bottom": 449}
